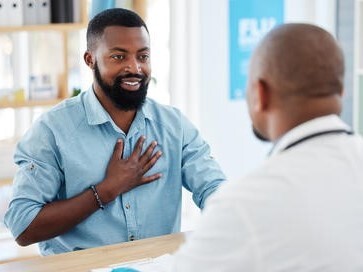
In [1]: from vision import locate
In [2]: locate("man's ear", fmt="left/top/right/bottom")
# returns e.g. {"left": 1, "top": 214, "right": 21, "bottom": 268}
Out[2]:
{"left": 256, "top": 79, "right": 270, "bottom": 111}
{"left": 84, "top": 51, "right": 95, "bottom": 69}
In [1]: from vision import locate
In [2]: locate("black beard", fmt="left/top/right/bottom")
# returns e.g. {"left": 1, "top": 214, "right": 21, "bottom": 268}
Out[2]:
{"left": 252, "top": 126, "right": 270, "bottom": 142}
{"left": 94, "top": 62, "right": 148, "bottom": 111}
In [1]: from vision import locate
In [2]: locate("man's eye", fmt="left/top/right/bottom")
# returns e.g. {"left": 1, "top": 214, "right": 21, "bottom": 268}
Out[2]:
{"left": 139, "top": 55, "right": 150, "bottom": 62}
{"left": 111, "top": 55, "right": 124, "bottom": 60}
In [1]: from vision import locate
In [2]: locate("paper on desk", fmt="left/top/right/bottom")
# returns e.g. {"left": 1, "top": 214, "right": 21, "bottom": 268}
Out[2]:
{"left": 90, "top": 253, "right": 173, "bottom": 272}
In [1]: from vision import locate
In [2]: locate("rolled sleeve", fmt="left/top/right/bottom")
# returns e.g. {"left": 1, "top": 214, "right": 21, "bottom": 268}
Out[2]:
{"left": 4, "top": 120, "right": 64, "bottom": 239}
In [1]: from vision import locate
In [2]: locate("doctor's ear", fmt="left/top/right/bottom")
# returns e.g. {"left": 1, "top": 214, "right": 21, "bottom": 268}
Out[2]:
{"left": 256, "top": 79, "right": 271, "bottom": 111}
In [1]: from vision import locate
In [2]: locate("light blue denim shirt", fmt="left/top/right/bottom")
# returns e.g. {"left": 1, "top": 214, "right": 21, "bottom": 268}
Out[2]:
{"left": 4, "top": 89, "right": 226, "bottom": 255}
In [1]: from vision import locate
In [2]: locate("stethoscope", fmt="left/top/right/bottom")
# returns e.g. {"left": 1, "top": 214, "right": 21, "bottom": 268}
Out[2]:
{"left": 269, "top": 129, "right": 353, "bottom": 155}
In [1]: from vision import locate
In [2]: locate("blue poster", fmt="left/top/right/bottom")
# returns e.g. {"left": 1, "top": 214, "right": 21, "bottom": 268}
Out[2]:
{"left": 229, "top": 0, "right": 284, "bottom": 100}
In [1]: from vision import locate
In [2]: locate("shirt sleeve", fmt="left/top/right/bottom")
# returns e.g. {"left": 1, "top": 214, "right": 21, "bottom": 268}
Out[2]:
{"left": 180, "top": 114, "right": 226, "bottom": 208}
{"left": 170, "top": 187, "right": 260, "bottom": 272}
{"left": 4, "top": 119, "right": 64, "bottom": 239}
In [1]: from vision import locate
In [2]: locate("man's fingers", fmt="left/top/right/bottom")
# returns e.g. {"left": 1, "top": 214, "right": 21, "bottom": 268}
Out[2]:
{"left": 131, "top": 136, "right": 146, "bottom": 158}
{"left": 140, "top": 173, "right": 163, "bottom": 184}
{"left": 112, "top": 139, "right": 124, "bottom": 160}
{"left": 139, "top": 141, "right": 158, "bottom": 163}
{"left": 142, "top": 151, "right": 162, "bottom": 173}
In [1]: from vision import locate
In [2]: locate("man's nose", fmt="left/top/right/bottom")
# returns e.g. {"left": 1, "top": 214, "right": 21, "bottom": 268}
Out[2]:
{"left": 124, "top": 57, "right": 141, "bottom": 73}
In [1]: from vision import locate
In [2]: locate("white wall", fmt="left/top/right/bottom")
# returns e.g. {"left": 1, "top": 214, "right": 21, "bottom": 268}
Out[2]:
{"left": 198, "top": 0, "right": 270, "bottom": 181}
{"left": 170, "top": 0, "right": 338, "bottom": 181}
{"left": 284, "top": 0, "right": 337, "bottom": 35}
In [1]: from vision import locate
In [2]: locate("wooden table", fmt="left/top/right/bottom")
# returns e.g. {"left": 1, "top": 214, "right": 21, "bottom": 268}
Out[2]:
{"left": 0, "top": 232, "right": 185, "bottom": 272}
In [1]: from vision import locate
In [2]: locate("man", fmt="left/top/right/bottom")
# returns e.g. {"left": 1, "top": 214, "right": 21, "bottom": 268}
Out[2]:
{"left": 172, "top": 23, "right": 363, "bottom": 271}
{"left": 4, "top": 8, "right": 225, "bottom": 255}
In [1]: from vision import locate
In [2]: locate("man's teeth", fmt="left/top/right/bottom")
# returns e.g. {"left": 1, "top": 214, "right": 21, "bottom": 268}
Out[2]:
{"left": 124, "top": 81, "right": 139, "bottom": 86}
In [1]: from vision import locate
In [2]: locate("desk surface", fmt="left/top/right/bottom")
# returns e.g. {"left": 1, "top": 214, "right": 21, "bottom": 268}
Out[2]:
{"left": 0, "top": 232, "right": 185, "bottom": 272}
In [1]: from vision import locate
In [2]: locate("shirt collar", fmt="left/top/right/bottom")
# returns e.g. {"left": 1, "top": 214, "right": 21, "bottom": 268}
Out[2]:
{"left": 84, "top": 87, "right": 151, "bottom": 135}
{"left": 84, "top": 87, "right": 112, "bottom": 126}
{"left": 269, "top": 114, "right": 351, "bottom": 156}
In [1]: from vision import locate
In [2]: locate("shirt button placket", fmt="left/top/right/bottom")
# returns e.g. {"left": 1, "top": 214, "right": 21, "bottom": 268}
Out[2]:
{"left": 123, "top": 195, "right": 137, "bottom": 241}
{"left": 123, "top": 138, "right": 137, "bottom": 241}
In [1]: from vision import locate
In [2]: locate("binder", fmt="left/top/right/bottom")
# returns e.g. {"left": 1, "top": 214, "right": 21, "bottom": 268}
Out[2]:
{"left": 37, "top": 0, "right": 51, "bottom": 24}
{"left": 23, "top": 0, "right": 37, "bottom": 25}
{"left": 73, "top": 0, "right": 81, "bottom": 23}
{"left": 7, "top": 0, "right": 23, "bottom": 26}
{"left": 51, "top": 0, "right": 73, "bottom": 23}
{"left": 0, "top": 1, "right": 7, "bottom": 26}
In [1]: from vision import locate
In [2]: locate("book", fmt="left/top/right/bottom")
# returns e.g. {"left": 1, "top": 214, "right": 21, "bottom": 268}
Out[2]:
{"left": 28, "top": 74, "right": 57, "bottom": 100}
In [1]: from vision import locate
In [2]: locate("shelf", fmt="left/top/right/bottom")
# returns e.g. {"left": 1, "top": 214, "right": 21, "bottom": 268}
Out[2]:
{"left": 0, "top": 0, "right": 88, "bottom": 33}
{"left": 0, "top": 99, "right": 63, "bottom": 109}
{"left": 0, "top": 23, "right": 87, "bottom": 33}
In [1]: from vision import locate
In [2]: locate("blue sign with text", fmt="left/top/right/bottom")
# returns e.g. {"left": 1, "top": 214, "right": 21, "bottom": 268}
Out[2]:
{"left": 229, "top": 0, "right": 284, "bottom": 100}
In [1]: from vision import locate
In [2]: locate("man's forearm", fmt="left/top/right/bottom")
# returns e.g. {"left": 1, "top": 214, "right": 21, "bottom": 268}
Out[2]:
{"left": 16, "top": 186, "right": 103, "bottom": 246}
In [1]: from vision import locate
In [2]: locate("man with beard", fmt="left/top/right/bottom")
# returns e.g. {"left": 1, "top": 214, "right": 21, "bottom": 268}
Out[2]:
{"left": 171, "top": 24, "right": 363, "bottom": 271}
{"left": 4, "top": 8, "right": 226, "bottom": 255}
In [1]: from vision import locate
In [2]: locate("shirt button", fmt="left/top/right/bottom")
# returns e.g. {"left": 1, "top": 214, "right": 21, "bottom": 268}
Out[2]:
{"left": 130, "top": 235, "right": 135, "bottom": 241}
{"left": 125, "top": 203, "right": 130, "bottom": 209}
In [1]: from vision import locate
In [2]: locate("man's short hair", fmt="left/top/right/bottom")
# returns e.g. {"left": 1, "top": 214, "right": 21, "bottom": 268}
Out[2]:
{"left": 86, "top": 8, "right": 149, "bottom": 50}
